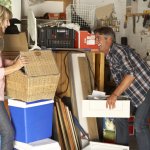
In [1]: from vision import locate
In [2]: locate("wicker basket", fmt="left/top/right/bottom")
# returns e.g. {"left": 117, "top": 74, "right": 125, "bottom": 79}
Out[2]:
{"left": 6, "top": 50, "right": 60, "bottom": 102}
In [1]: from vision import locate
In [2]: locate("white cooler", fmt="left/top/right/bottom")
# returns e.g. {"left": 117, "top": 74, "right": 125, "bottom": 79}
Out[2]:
{"left": 14, "top": 138, "right": 61, "bottom": 150}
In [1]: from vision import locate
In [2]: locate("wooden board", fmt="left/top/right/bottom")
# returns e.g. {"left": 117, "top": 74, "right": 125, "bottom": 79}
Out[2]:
{"left": 79, "top": 57, "right": 99, "bottom": 140}
{"left": 53, "top": 52, "right": 70, "bottom": 97}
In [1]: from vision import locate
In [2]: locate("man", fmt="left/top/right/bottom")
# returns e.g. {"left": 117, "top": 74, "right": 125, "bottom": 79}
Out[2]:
{"left": 94, "top": 27, "right": 150, "bottom": 150}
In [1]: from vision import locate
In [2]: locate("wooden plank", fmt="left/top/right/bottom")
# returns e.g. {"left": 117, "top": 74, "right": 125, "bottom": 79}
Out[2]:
{"left": 65, "top": 106, "right": 80, "bottom": 149}
{"left": 58, "top": 99, "right": 77, "bottom": 149}
{"left": 78, "top": 57, "right": 99, "bottom": 140}
{"left": 126, "top": 12, "right": 150, "bottom": 17}
{"left": 55, "top": 101, "right": 70, "bottom": 150}
{"left": 94, "top": 53, "right": 105, "bottom": 141}
{"left": 95, "top": 53, "right": 104, "bottom": 91}
{"left": 53, "top": 106, "right": 66, "bottom": 150}
{"left": 54, "top": 52, "right": 70, "bottom": 97}
{"left": 99, "top": 52, "right": 104, "bottom": 91}
{"left": 69, "top": 53, "right": 89, "bottom": 131}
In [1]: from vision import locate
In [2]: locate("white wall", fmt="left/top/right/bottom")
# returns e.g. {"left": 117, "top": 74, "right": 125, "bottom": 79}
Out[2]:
{"left": 12, "top": 0, "right": 21, "bottom": 19}
{"left": 125, "top": 0, "right": 150, "bottom": 58}
{"left": 11, "top": 0, "right": 21, "bottom": 30}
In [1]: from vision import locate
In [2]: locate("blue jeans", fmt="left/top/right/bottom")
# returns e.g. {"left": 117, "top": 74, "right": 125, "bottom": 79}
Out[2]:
{"left": 114, "top": 89, "right": 150, "bottom": 150}
{"left": 0, "top": 101, "right": 14, "bottom": 150}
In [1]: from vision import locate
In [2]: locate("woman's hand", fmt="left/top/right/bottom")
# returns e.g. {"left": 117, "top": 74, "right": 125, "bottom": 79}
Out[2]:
{"left": 13, "top": 56, "right": 28, "bottom": 70}
{"left": 4, "top": 56, "right": 28, "bottom": 75}
{"left": 106, "top": 94, "right": 117, "bottom": 109}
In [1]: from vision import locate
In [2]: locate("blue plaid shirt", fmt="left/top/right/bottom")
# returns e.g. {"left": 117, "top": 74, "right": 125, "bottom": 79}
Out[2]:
{"left": 106, "top": 43, "right": 150, "bottom": 107}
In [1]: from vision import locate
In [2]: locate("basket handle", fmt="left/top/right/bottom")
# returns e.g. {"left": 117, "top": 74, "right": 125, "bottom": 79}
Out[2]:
{"left": 34, "top": 51, "right": 41, "bottom": 56}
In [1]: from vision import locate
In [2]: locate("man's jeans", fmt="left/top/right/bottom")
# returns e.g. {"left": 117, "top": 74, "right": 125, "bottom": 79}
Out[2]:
{"left": 0, "top": 101, "right": 14, "bottom": 150}
{"left": 114, "top": 89, "right": 150, "bottom": 150}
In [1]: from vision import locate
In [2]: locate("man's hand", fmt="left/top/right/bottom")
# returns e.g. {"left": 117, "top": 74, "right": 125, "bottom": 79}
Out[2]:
{"left": 106, "top": 94, "right": 117, "bottom": 109}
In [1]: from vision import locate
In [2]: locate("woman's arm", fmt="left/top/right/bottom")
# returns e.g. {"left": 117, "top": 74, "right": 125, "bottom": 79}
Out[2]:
{"left": 4, "top": 56, "right": 28, "bottom": 75}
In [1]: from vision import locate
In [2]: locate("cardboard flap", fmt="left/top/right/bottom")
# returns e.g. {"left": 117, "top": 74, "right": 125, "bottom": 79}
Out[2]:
{"left": 96, "top": 4, "right": 114, "bottom": 20}
{"left": 4, "top": 32, "right": 28, "bottom": 51}
{"left": 20, "top": 50, "right": 59, "bottom": 77}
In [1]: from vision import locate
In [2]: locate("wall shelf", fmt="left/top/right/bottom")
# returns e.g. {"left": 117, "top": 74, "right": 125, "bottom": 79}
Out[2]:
{"left": 126, "top": 12, "right": 150, "bottom": 17}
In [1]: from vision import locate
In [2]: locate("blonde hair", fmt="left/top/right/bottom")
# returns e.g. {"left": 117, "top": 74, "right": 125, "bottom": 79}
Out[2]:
{"left": 0, "top": 5, "right": 12, "bottom": 37}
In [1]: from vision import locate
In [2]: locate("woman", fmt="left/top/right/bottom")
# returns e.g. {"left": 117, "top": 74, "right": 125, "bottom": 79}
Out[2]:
{"left": 0, "top": 5, "right": 28, "bottom": 150}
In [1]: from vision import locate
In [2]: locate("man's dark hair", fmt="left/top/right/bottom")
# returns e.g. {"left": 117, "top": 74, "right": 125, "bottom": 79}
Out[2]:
{"left": 94, "top": 27, "right": 116, "bottom": 42}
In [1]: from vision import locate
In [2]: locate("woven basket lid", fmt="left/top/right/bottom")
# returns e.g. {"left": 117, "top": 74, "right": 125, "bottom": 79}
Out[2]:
{"left": 20, "top": 50, "right": 59, "bottom": 77}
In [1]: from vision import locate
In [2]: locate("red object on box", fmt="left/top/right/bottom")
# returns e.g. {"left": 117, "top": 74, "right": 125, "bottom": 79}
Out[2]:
{"left": 75, "top": 31, "right": 98, "bottom": 49}
{"left": 128, "top": 116, "right": 135, "bottom": 135}
{"left": 48, "top": 13, "right": 60, "bottom": 19}
{"left": 129, "top": 125, "right": 134, "bottom": 135}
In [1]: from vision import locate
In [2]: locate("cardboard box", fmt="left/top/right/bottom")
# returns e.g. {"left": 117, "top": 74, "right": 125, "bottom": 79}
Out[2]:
{"left": 82, "top": 97, "right": 130, "bottom": 118}
{"left": 8, "top": 99, "right": 54, "bottom": 143}
{"left": 4, "top": 32, "right": 28, "bottom": 51}
{"left": 75, "top": 31, "right": 98, "bottom": 49}
{"left": 46, "top": 13, "right": 60, "bottom": 19}
{"left": 14, "top": 138, "right": 61, "bottom": 150}
{"left": 2, "top": 51, "right": 20, "bottom": 60}
{"left": 82, "top": 141, "right": 129, "bottom": 150}
{"left": 6, "top": 50, "right": 60, "bottom": 102}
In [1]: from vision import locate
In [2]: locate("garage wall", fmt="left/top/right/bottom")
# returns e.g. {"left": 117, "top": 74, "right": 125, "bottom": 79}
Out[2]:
{"left": 80, "top": 0, "right": 150, "bottom": 58}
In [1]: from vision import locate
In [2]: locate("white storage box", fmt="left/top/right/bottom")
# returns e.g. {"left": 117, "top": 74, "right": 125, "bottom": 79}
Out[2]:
{"left": 14, "top": 138, "right": 61, "bottom": 150}
{"left": 82, "top": 141, "right": 129, "bottom": 150}
{"left": 82, "top": 96, "right": 130, "bottom": 118}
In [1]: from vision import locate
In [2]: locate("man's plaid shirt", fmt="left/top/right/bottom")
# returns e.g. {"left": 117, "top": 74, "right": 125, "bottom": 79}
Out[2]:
{"left": 106, "top": 43, "right": 150, "bottom": 107}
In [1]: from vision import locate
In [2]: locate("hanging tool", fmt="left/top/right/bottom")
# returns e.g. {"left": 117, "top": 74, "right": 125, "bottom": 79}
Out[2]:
{"left": 148, "top": 0, "right": 150, "bottom": 8}
{"left": 143, "top": 14, "right": 150, "bottom": 28}
{"left": 124, "top": 15, "right": 128, "bottom": 29}
{"left": 133, "top": 15, "right": 136, "bottom": 34}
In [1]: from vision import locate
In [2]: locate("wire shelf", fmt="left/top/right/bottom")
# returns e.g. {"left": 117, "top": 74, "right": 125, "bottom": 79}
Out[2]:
{"left": 66, "top": 4, "right": 96, "bottom": 29}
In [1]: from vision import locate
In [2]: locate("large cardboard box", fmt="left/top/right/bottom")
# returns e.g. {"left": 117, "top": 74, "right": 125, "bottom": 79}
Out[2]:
{"left": 8, "top": 99, "right": 54, "bottom": 143}
{"left": 82, "top": 96, "right": 130, "bottom": 118}
{"left": 6, "top": 50, "right": 60, "bottom": 102}
{"left": 4, "top": 32, "right": 28, "bottom": 51}
{"left": 75, "top": 31, "right": 98, "bottom": 49}
{"left": 14, "top": 138, "right": 61, "bottom": 150}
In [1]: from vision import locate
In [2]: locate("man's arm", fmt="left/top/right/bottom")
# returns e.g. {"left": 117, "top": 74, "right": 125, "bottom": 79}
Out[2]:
{"left": 106, "top": 74, "right": 135, "bottom": 109}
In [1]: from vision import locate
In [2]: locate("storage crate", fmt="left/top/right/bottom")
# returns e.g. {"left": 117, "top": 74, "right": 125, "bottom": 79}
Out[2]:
{"left": 8, "top": 99, "right": 54, "bottom": 143}
{"left": 6, "top": 50, "right": 60, "bottom": 102}
{"left": 38, "top": 27, "right": 75, "bottom": 48}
